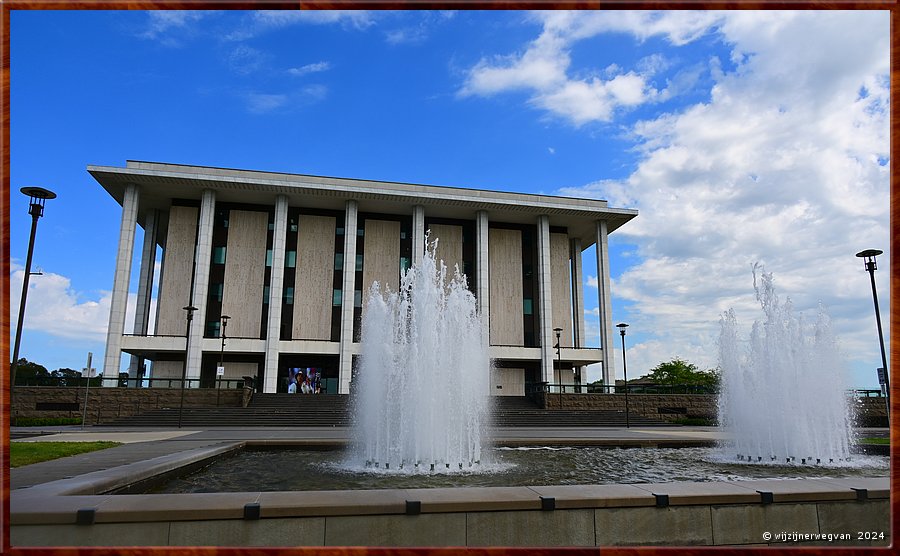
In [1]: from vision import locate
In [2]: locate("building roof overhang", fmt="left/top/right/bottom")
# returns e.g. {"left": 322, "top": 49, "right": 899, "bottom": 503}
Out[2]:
{"left": 88, "top": 160, "right": 638, "bottom": 248}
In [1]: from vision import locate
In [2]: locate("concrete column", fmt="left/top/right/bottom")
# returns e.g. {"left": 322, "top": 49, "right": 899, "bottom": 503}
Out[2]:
{"left": 536, "top": 215, "right": 555, "bottom": 385}
{"left": 475, "top": 210, "right": 490, "bottom": 346}
{"left": 102, "top": 184, "right": 140, "bottom": 384}
{"left": 596, "top": 219, "right": 615, "bottom": 386}
{"left": 263, "top": 195, "right": 289, "bottom": 393}
{"left": 128, "top": 209, "right": 159, "bottom": 383}
{"left": 412, "top": 204, "right": 425, "bottom": 266}
{"left": 338, "top": 200, "right": 359, "bottom": 394}
{"left": 186, "top": 189, "right": 216, "bottom": 387}
{"left": 570, "top": 237, "right": 586, "bottom": 386}
{"left": 570, "top": 237, "right": 585, "bottom": 348}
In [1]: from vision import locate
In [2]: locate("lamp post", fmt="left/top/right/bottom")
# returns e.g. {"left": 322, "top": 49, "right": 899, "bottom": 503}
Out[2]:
{"left": 554, "top": 327, "right": 563, "bottom": 400}
{"left": 218, "top": 315, "right": 230, "bottom": 405}
{"left": 178, "top": 305, "right": 198, "bottom": 429}
{"left": 11, "top": 186, "right": 56, "bottom": 387}
{"left": 855, "top": 249, "right": 890, "bottom": 423}
{"left": 616, "top": 323, "right": 630, "bottom": 428}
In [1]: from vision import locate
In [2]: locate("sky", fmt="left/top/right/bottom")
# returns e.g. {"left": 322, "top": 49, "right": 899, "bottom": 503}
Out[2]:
{"left": 9, "top": 10, "right": 890, "bottom": 388}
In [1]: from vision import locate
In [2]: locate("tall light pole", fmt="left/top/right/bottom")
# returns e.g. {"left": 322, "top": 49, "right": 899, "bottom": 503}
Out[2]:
{"left": 178, "top": 305, "right": 198, "bottom": 429}
{"left": 554, "top": 327, "right": 563, "bottom": 398}
{"left": 218, "top": 315, "right": 230, "bottom": 403}
{"left": 616, "top": 323, "right": 630, "bottom": 428}
{"left": 855, "top": 249, "right": 889, "bottom": 424}
{"left": 11, "top": 187, "right": 56, "bottom": 387}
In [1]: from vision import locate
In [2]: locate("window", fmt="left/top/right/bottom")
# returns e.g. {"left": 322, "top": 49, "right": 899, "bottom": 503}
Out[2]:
{"left": 290, "top": 219, "right": 298, "bottom": 233}
{"left": 336, "top": 227, "right": 345, "bottom": 235}
{"left": 286, "top": 250, "right": 297, "bottom": 268}
{"left": 284, "top": 287, "right": 295, "bottom": 305}
{"left": 357, "top": 227, "right": 364, "bottom": 236}
{"left": 207, "top": 321, "right": 220, "bottom": 338}
{"left": 212, "top": 283, "right": 223, "bottom": 302}
{"left": 263, "top": 286, "right": 270, "bottom": 304}
{"left": 213, "top": 247, "right": 227, "bottom": 264}
{"left": 334, "top": 253, "right": 344, "bottom": 271}
{"left": 354, "top": 290, "right": 362, "bottom": 308}
{"left": 523, "top": 299, "right": 534, "bottom": 315}
{"left": 400, "top": 231, "right": 407, "bottom": 240}
{"left": 266, "top": 249, "right": 273, "bottom": 267}
{"left": 355, "top": 254, "right": 363, "bottom": 272}
{"left": 332, "top": 289, "right": 342, "bottom": 306}
{"left": 400, "top": 257, "right": 411, "bottom": 273}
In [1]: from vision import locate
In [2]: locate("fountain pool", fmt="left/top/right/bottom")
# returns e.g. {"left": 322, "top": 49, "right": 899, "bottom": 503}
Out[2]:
{"left": 143, "top": 445, "right": 888, "bottom": 494}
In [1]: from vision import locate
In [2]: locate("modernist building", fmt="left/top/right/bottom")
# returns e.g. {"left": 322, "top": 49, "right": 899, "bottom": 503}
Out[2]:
{"left": 90, "top": 161, "right": 637, "bottom": 395}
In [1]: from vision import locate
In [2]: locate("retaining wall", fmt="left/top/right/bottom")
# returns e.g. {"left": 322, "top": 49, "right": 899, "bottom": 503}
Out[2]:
{"left": 11, "top": 387, "right": 248, "bottom": 425}
{"left": 534, "top": 392, "right": 888, "bottom": 425}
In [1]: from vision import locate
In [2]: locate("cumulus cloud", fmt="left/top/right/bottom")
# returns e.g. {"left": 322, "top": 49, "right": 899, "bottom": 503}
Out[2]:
{"left": 554, "top": 11, "right": 889, "bottom": 383}
{"left": 10, "top": 264, "right": 157, "bottom": 342}
{"left": 459, "top": 11, "right": 725, "bottom": 126}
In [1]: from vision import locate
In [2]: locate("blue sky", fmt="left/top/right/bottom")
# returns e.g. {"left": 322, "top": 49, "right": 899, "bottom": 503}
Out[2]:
{"left": 10, "top": 10, "right": 889, "bottom": 387}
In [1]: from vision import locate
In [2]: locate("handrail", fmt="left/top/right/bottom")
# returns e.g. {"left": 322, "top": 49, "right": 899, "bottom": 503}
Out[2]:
{"left": 525, "top": 383, "right": 884, "bottom": 397}
{"left": 14, "top": 377, "right": 249, "bottom": 389}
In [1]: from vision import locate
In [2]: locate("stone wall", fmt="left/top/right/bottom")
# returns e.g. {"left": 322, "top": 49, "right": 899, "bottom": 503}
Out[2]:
{"left": 11, "top": 387, "right": 247, "bottom": 425}
{"left": 535, "top": 393, "right": 887, "bottom": 425}
{"left": 537, "top": 392, "right": 717, "bottom": 422}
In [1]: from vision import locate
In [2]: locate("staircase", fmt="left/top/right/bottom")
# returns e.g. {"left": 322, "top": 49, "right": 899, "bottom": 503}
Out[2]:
{"left": 102, "top": 394, "right": 669, "bottom": 427}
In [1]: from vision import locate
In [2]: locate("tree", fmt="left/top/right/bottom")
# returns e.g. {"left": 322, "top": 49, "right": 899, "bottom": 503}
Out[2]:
{"left": 52, "top": 367, "right": 83, "bottom": 387}
{"left": 13, "top": 358, "right": 50, "bottom": 385}
{"left": 642, "top": 358, "right": 720, "bottom": 388}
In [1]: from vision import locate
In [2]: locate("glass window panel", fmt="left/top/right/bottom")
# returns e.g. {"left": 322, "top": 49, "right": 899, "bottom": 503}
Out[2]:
{"left": 355, "top": 254, "right": 363, "bottom": 272}
{"left": 354, "top": 290, "right": 362, "bottom": 308}
{"left": 336, "top": 227, "right": 345, "bottom": 235}
{"left": 213, "top": 246, "right": 226, "bottom": 264}
{"left": 334, "top": 253, "right": 343, "bottom": 271}
{"left": 286, "top": 251, "right": 297, "bottom": 268}
{"left": 332, "top": 289, "right": 342, "bottom": 306}
{"left": 523, "top": 298, "right": 534, "bottom": 315}
{"left": 263, "top": 286, "right": 270, "bottom": 303}
{"left": 400, "top": 257, "right": 411, "bottom": 273}
{"left": 284, "top": 287, "right": 294, "bottom": 305}
{"left": 266, "top": 249, "right": 273, "bottom": 267}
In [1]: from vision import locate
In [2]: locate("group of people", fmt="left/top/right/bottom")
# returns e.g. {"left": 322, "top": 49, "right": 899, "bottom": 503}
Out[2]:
{"left": 288, "top": 369, "right": 321, "bottom": 394}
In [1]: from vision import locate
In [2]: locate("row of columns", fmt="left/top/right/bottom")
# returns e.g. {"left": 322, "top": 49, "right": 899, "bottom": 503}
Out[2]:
{"left": 104, "top": 186, "right": 617, "bottom": 390}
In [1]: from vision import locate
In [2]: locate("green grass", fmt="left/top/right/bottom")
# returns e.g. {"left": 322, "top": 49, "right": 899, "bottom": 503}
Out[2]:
{"left": 10, "top": 441, "right": 122, "bottom": 468}
{"left": 858, "top": 437, "right": 889, "bottom": 445}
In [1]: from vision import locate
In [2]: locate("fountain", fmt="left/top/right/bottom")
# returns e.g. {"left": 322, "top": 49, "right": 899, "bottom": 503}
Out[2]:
{"left": 718, "top": 264, "right": 855, "bottom": 464}
{"left": 348, "top": 238, "right": 490, "bottom": 472}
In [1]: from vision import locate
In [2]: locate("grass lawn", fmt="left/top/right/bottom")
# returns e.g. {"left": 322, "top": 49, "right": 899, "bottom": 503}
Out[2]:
{"left": 858, "top": 437, "right": 889, "bottom": 445}
{"left": 10, "top": 441, "right": 122, "bottom": 468}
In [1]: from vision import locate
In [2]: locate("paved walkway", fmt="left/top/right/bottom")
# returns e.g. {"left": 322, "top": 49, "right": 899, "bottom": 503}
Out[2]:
{"left": 9, "top": 425, "right": 888, "bottom": 491}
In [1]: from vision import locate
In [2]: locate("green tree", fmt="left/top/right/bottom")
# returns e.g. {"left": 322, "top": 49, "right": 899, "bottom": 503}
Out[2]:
{"left": 643, "top": 358, "right": 719, "bottom": 388}
{"left": 13, "top": 358, "right": 50, "bottom": 385}
{"left": 51, "top": 367, "right": 83, "bottom": 387}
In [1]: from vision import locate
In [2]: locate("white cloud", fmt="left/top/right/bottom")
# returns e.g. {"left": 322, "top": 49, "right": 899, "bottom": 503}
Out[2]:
{"left": 288, "top": 61, "right": 332, "bottom": 76}
{"left": 555, "top": 11, "right": 888, "bottom": 386}
{"left": 139, "top": 11, "right": 215, "bottom": 45}
{"left": 245, "top": 92, "right": 289, "bottom": 114}
{"left": 9, "top": 265, "right": 156, "bottom": 343}
{"left": 243, "top": 85, "right": 328, "bottom": 114}
{"left": 460, "top": 11, "right": 725, "bottom": 126}
{"left": 228, "top": 44, "right": 269, "bottom": 75}
{"left": 227, "top": 10, "right": 377, "bottom": 40}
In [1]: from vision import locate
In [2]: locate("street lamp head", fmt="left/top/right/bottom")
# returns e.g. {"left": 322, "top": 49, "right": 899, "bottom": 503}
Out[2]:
{"left": 221, "top": 314, "right": 231, "bottom": 324}
{"left": 856, "top": 249, "right": 883, "bottom": 272}
{"left": 553, "top": 326, "right": 562, "bottom": 337}
{"left": 616, "top": 322, "right": 629, "bottom": 335}
{"left": 20, "top": 187, "right": 56, "bottom": 218}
